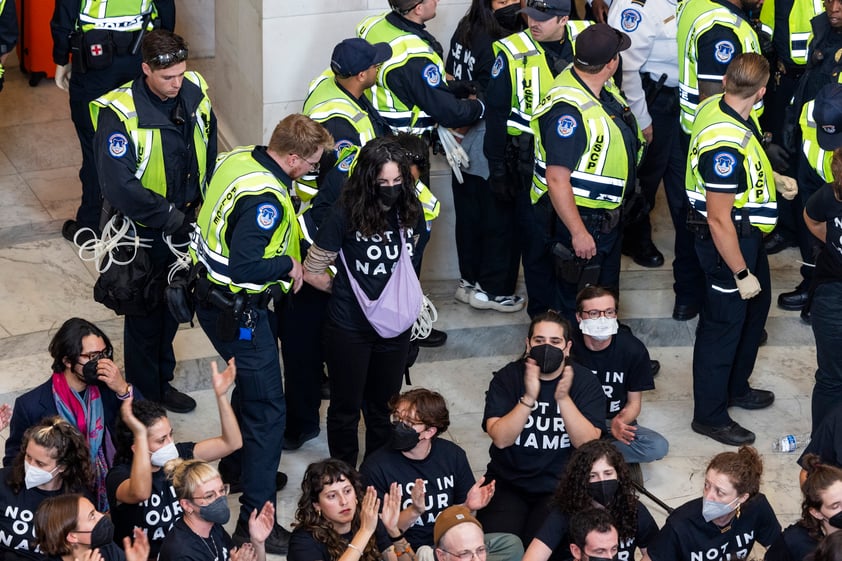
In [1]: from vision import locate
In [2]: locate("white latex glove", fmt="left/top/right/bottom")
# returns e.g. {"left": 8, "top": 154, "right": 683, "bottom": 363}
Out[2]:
{"left": 734, "top": 269, "right": 761, "bottom": 299}
{"left": 55, "top": 64, "right": 71, "bottom": 91}
{"left": 774, "top": 172, "right": 798, "bottom": 201}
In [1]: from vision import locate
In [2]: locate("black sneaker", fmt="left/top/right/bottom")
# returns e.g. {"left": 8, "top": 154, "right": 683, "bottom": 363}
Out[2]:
{"left": 161, "top": 387, "right": 196, "bottom": 414}
{"left": 417, "top": 328, "right": 447, "bottom": 348}
{"left": 225, "top": 471, "right": 288, "bottom": 495}
{"left": 284, "top": 429, "right": 320, "bottom": 451}
{"left": 233, "top": 520, "right": 291, "bottom": 555}
{"left": 61, "top": 219, "right": 97, "bottom": 246}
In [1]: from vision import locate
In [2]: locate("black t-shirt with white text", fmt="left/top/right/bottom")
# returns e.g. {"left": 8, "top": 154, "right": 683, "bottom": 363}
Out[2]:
{"left": 0, "top": 467, "right": 63, "bottom": 560}
{"left": 106, "top": 442, "right": 195, "bottom": 556}
{"left": 158, "top": 518, "right": 232, "bottom": 561}
{"left": 805, "top": 184, "right": 842, "bottom": 270}
{"left": 482, "top": 359, "right": 606, "bottom": 494}
{"left": 288, "top": 520, "right": 392, "bottom": 561}
{"left": 571, "top": 330, "right": 655, "bottom": 419}
{"left": 647, "top": 495, "right": 781, "bottom": 561}
{"left": 534, "top": 501, "right": 658, "bottom": 561}
{"left": 763, "top": 523, "right": 818, "bottom": 561}
{"left": 360, "top": 439, "right": 476, "bottom": 549}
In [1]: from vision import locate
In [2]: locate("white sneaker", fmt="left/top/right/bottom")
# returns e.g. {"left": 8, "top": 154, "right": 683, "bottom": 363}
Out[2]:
{"left": 470, "top": 284, "right": 526, "bottom": 313}
{"left": 455, "top": 279, "right": 475, "bottom": 304}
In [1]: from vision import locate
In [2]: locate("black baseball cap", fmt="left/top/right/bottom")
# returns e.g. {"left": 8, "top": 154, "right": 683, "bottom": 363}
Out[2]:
{"left": 330, "top": 38, "right": 392, "bottom": 77}
{"left": 815, "top": 83, "right": 842, "bottom": 150}
{"left": 574, "top": 23, "right": 631, "bottom": 67}
{"left": 519, "top": 0, "right": 571, "bottom": 21}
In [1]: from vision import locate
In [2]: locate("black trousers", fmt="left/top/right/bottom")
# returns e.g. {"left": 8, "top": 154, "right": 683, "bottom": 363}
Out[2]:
{"left": 476, "top": 478, "right": 553, "bottom": 546}
{"left": 324, "top": 320, "right": 409, "bottom": 467}
{"left": 279, "top": 283, "right": 329, "bottom": 440}
{"left": 517, "top": 187, "right": 560, "bottom": 318}
{"left": 451, "top": 171, "right": 520, "bottom": 296}
{"left": 692, "top": 229, "right": 771, "bottom": 426}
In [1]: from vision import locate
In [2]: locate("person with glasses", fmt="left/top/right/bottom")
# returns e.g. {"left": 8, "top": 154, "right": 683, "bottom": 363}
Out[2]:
{"left": 484, "top": 0, "right": 592, "bottom": 318}
{"left": 570, "top": 286, "right": 668, "bottom": 466}
{"left": 106, "top": 361, "right": 242, "bottom": 559}
{"left": 51, "top": 0, "right": 175, "bottom": 245}
{"left": 478, "top": 310, "right": 604, "bottom": 544}
{"left": 360, "top": 389, "right": 522, "bottom": 561}
{"left": 433, "top": 506, "right": 488, "bottom": 561}
{"left": 35, "top": 494, "right": 150, "bottom": 561}
{"left": 92, "top": 29, "right": 217, "bottom": 415}
{"left": 158, "top": 459, "right": 274, "bottom": 561}
{"left": 4, "top": 317, "right": 135, "bottom": 511}
{"left": 0, "top": 417, "right": 94, "bottom": 561}
{"left": 191, "top": 112, "right": 333, "bottom": 555}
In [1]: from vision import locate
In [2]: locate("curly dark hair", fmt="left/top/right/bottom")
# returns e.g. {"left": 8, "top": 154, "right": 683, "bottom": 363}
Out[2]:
{"left": 294, "top": 459, "right": 380, "bottom": 561}
{"left": 6, "top": 417, "right": 94, "bottom": 495}
{"left": 706, "top": 445, "right": 763, "bottom": 498}
{"left": 339, "top": 136, "right": 421, "bottom": 237}
{"left": 48, "top": 318, "right": 112, "bottom": 374}
{"left": 114, "top": 400, "right": 169, "bottom": 465}
{"left": 553, "top": 440, "right": 638, "bottom": 540}
{"left": 798, "top": 454, "right": 842, "bottom": 540}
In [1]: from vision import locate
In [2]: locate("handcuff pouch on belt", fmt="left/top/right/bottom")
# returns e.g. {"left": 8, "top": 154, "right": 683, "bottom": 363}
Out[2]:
{"left": 552, "top": 243, "right": 603, "bottom": 289}
{"left": 686, "top": 208, "right": 755, "bottom": 239}
{"left": 504, "top": 135, "right": 535, "bottom": 192}
{"left": 196, "top": 275, "right": 246, "bottom": 342}
{"left": 165, "top": 263, "right": 200, "bottom": 326}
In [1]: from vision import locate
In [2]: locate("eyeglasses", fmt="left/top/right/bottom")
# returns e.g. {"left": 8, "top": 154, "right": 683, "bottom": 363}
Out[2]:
{"left": 192, "top": 484, "right": 230, "bottom": 504}
{"left": 78, "top": 348, "right": 113, "bottom": 362}
{"left": 526, "top": 0, "right": 555, "bottom": 12}
{"left": 390, "top": 413, "right": 425, "bottom": 427}
{"left": 146, "top": 48, "right": 188, "bottom": 67}
{"left": 439, "top": 547, "right": 487, "bottom": 561}
{"left": 294, "top": 154, "right": 320, "bottom": 174}
{"left": 579, "top": 308, "right": 618, "bottom": 319}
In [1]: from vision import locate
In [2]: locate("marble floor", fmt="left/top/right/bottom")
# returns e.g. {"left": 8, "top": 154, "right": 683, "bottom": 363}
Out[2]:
{"left": 0, "top": 58, "right": 818, "bottom": 559}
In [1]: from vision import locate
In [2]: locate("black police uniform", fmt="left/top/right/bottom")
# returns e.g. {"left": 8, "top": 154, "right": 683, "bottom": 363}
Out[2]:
{"left": 51, "top": 0, "right": 175, "bottom": 232}
{"left": 484, "top": 38, "right": 575, "bottom": 317}
{"left": 95, "top": 77, "right": 217, "bottom": 404}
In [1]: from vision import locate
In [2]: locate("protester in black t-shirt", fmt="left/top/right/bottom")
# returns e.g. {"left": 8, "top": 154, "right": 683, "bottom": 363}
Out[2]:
{"left": 800, "top": 403, "right": 842, "bottom": 483}
{"left": 288, "top": 458, "right": 413, "bottom": 561}
{"left": 34, "top": 494, "right": 149, "bottom": 561}
{"left": 478, "top": 310, "right": 605, "bottom": 544}
{"left": 804, "top": 145, "right": 842, "bottom": 434}
{"left": 107, "top": 359, "right": 242, "bottom": 558}
{"left": 766, "top": 454, "right": 842, "bottom": 561}
{"left": 303, "top": 137, "right": 424, "bottom": 466}
{"left": 0, "top": 417, "right": 93, "bottom": 561}
{"left": 525, "top": 440, "right": 658, "bottom": 561}
{"left": 158, "top": 459, "right": 274, "bottom": 561}
{"left": 643, "top": 446, "right": 781, "bottom": 561}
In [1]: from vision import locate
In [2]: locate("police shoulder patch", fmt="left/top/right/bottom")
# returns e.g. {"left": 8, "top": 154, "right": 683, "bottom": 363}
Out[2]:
{"left": 256, "top": 203, "right": 279, "bottom": 230}
{"left": 620, "top": 8, "right": 643, "bottom": 32}
{"left": 714, "top": 40, "right": 735, "bottom": 64}
{"left": 338, "top": 153, "right": 355, "bottom": 173}
{"left": 108, "top": 133, "right": 129, "bottom": 159}
{"left": 491, "top": 54, "right": 505, "bottom": 79}
{"left": 557, "top": 115, "right": 578, "bottom": 138}
{"left": 422, "top": 63, "right": 441, "bottom": 87}
{"left": 712, "top": 151, "right": 737, "bottom": 178}
{"left": 333, "top": 139, "right": 353, "bottom": 157}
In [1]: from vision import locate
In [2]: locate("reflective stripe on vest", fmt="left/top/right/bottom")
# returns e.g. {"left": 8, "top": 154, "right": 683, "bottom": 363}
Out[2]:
{"left": 530, "top": 68, "right": 643, "bottom": 208}
{"left": 414, "top": 179, "right": 440, "bottom": 222}
{"left": 90, "top": 72, "right": 212, "bottom": 198}
{"left": 77, "top": 0, "right": 156, "bottom": 31}
{"left": 758, "top": 0, "right": 822, "bottom": 65}
{"left": 677, "top": 0, "right": 761, "bottom": 134}
{"left": 191, "top": 146, "right": 300, "bottom": 293}
{"left": 800, "top": 100, "right": 835, "bottom": 183}
{"left": 357, "top": 12, "right": 444, "bottom": 134}
{"left": 685, "top": 95, "right": 777, "bottom": 232}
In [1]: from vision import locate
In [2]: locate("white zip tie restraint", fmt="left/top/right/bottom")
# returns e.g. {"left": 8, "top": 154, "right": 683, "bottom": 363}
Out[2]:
{"left": 411, "top": 294, "right": 438, "bottom": 341}
{"left": 437, "top": 125, "right": 470, "bottom": 184}
{"left": 164, "top": 226, "right": 195, "bottom": 284}
{"left": 76, "top": 215, "right": 153, "bottom": 273}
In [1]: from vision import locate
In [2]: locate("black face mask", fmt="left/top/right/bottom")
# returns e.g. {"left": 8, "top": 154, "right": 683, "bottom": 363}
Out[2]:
{"left": 529, "top": 344, "right": 566, "bottom": 374}
{"left": 391, "top": 421, "right": 421, "bottom": 451}
{"left": 379, "top": 185, "right": 402, "bottom": 208}
{"left": 585, "top": 556, "right": 618, "bottom": 561}
{"left": 80, "top": 516, "right": 115, "bottom": 548}
{"left": 587, "top": 479, "right": 620, "bottom": 507}
{"left": 80, "top": 360, "right": 102, "bottom": 385}
{"left": 494, "top": 3, "right": 523, "bottom": 32}
{"left": 828, "top": 511, "right": 842, "bottom": 529}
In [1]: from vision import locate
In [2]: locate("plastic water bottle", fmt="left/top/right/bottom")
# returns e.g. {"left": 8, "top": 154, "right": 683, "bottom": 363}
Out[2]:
{"left": 772, "top": 433, "right": 811, "bottom": 453}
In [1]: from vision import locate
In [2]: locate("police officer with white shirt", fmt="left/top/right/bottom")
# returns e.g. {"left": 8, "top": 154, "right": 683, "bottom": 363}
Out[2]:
{"left": 608, "top": 0, "right": 680, "bottom": 270}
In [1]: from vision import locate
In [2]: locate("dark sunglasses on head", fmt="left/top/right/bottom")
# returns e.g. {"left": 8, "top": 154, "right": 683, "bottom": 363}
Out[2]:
{"left": 527, "top": 0, "right": 555, "bottom": 11}
{"left": 146, "top": 48, "right": 188, "bottom": 67}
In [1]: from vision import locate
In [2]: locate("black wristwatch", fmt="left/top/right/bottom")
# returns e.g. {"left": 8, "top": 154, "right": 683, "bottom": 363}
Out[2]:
{"left": 734, "top": 268, "right": 749, "bottom": 280}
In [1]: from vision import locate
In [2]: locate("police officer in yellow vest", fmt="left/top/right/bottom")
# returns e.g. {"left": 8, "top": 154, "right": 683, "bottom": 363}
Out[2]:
{"left": 93, "top": 30, "right": 215, "bottom": 413}
{"left": 485, "top": 0, "right": 591, "bottom": 317}
{"left": 355, "top": 0, "right": 485, "bottom": 135}
{"left": 531, "top": 23, "right": 643, "bottom": 323}
{"left": 53, "top": 0, "right": 175, "bottom": 242}
{"left": 191, "top": 114, "right": 333, "bottom": 554}
{"left": 685, "top": 53, "right": 777, "bottom": 447}
{"left": 0, "top": 0, "right": 16, "bottom": 93}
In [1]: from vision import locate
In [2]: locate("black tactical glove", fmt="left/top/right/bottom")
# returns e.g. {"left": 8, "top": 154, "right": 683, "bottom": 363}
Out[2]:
{"left": 765, "top": 143, "right": 791, "bottom": 173}
{"left": 489, "top": 173, "right": 517, "bottom": 203}
{"left": 448, "top": 80, "right": 478, "bottom": 100}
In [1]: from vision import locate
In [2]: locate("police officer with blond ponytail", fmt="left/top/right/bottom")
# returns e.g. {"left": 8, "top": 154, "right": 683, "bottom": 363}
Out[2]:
{"left": 686, "top": 53, "right": 777, "bottom": 447}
